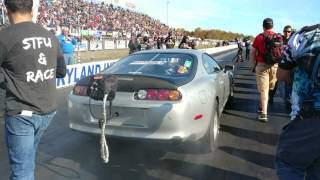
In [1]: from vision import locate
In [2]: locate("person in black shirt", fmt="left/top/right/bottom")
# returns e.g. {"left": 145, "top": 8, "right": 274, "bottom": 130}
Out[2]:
{"left": 235, "top": 38, "right": 244, "bottom": 62}
{"left": 190, "top": 39, "right": 197, "bottom": 49}
{"left": 139, "top": 36, "right": 152, "bottom": 51}
{"left": 0, "top": 0, "right": 66, "bottom": 179}
{"left": 128, "top": 33, "right": 139, "bottom": 54}
{"left": 164, "top": 31, "right": 176, "bottom": 49}
{"left": 245, "top": 39, "right": 251, "bottom": 61}
{"left": 178, "top": 35, "right": 191, "bottom": 49}
{"left": 272, "top": 25, "right": 293, "bottom": 107}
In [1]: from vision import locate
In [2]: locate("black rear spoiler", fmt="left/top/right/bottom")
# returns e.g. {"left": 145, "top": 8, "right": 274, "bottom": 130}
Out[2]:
{"left": 116, "top": 75, "right": 178, "bottom": 92}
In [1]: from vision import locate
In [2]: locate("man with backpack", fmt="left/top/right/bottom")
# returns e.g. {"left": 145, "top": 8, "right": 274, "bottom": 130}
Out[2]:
{"left": 276, "top": 24, "right": 320, "bottom": 180}
{"left": 250, "top": 18, "right": 283, "bottom": 121}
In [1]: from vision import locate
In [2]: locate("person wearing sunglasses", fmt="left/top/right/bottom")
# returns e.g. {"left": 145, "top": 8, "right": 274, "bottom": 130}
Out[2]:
{"left": 269, "top": 25, "right": 294, "bottom": 105}
{"left": 283, "top": 25, "right": 293, "bottom": 45}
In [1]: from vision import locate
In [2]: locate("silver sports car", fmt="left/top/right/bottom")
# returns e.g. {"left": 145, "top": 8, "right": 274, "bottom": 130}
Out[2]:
{"left": 68, "top": 49, "right": 234, "bottom": 151}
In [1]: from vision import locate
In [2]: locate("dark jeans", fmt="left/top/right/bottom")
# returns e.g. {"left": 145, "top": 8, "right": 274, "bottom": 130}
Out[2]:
{"left": 0, "top": 73, "right": 5, "bottom": 118}
{"left": 5, "top": 112, "right": 56, "bottom": 180}
{"left": 0, "top": 86, "right": 4, "bottom": 118}
{"left": 246, "top": 48, "right": 250, "bottom": 60}
{"left": 276, "top": 116, "right": 320, "bottom": 180}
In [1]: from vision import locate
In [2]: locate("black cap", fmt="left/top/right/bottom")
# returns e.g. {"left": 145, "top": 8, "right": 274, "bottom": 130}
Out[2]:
{"left": 263, "top": 18, "right": 273, "bottom": 29}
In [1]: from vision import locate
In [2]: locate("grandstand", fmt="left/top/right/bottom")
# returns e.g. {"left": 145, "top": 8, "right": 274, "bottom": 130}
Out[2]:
{"left": 0, "top": 0, "right": 229, "bottom": 63}
{"left": 38, "top": 0, "right": 174, "bottom": 39}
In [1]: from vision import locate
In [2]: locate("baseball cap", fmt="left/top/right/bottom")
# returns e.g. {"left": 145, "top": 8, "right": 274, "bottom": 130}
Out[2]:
{"left": 263, "top": 18, "right": 273, "bottom": 29}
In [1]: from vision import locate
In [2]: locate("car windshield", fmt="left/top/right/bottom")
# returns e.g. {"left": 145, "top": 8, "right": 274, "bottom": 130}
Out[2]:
{"left": 104, "top": 53, "right": 196, "bottom": 78}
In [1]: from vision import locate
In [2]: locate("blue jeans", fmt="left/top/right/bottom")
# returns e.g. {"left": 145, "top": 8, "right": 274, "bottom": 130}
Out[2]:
{"left": 276, "top": 116, "right": 320, "bottom": 180}
{"left": 64, "top": 53, "right": 74, "bottom": 65}
{"left": 5, "top": 112, "right": 56, "bottom": 180}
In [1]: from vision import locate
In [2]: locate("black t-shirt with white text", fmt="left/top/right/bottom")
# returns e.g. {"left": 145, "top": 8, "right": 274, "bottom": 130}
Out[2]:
{"left": 0, "top": 22, "right": 66, "bottom": 115}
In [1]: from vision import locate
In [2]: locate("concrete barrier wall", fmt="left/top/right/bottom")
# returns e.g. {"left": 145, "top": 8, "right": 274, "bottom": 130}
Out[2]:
{"left": 200, "top": 44, "right": 237, "bottom": 54}
{"left": 56, "top": 45, "right": 237, "bottom": 88}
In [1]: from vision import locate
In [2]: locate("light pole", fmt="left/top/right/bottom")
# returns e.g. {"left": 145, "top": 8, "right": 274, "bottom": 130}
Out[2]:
{"left": 166, "top": 0, "right": 170, "bottom": 26}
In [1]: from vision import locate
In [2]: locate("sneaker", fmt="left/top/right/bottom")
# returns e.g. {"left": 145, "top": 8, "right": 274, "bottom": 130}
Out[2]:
{"left": 257, "top": 114, "right": 268, "bottom": 122}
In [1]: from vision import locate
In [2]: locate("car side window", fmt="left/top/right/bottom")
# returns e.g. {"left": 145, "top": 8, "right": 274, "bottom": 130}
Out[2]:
{"left": 202, "top": 54, "right": 221, "bottom": 74}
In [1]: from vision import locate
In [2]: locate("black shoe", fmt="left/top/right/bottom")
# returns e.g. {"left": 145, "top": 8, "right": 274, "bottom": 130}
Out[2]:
{"left": 257, "top": 114, "right": 268, "bottom": 122}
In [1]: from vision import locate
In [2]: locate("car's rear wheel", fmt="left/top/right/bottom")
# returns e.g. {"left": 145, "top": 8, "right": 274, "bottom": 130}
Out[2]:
{"left": 202, "top": 103, "right": 220, "bottom": 152}
{"left": 226, "top": 83, "right": 234, "bottom": 108}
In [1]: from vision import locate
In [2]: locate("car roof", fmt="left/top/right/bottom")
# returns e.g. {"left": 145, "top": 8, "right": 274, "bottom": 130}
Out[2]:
{"left": 132, "top": 48, "right": 204, "bottom": 56}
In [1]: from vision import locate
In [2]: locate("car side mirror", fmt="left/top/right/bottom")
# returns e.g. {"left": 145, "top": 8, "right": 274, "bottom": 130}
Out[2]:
{"left": 224, "top": 65, "right": 234, "bottom": 73}
{"left": 213, "top": 67, "right": 221, "bottom": 72}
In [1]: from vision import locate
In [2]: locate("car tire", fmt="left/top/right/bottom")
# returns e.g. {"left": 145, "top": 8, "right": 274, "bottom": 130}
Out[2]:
{"left": 226, "top": 83, "right": 234, "bottom": 108}
{"left": 201, "top": 103, "right": 220, "bottom": 152}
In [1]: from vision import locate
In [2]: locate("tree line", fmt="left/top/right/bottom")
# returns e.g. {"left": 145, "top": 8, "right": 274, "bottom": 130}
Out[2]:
{"left": 176, "top": 27, "right": 253, "bottom": 41}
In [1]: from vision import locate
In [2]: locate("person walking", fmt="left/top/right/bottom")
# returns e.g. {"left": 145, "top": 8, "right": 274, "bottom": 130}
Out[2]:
{"left": 274, "top": 25, "right": 293, "bottom": 108}
{"left": 128, "top": 34, "right": 139, "bottom": 54}
{"left": 276, "top": 24, "right": 320, "bottom": 180}
{"left": 178, "top": 35, "right": 191, "bottom": 49}
{"left": 250, "top": 18, "right": 279, "bottom": 121}
{"left": 57, "top": 27, "right": 77, "bottom": 65}
{"left": 0, "top": 0, "right": 66, "bottom": 179}
{"left": 269, "top": 25, "right": 293, "bottom": 104}
{"left": 245, "top": 39, "right": 251, "bottom": 61}
{"left": 235, "top": 38, "right": 244, "bottom": 62}
{"left": 139, "top": 36, "right": 152, "bottom": 51}
{"left": 190, "top": 39, "right": 197, "bottom": 49}
{"left": 164, "top": 31, "right": 175, "bottom": 49}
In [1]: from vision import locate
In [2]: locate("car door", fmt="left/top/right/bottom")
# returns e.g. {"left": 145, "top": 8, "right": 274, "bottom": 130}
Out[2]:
{"left": 202, "top": 53, "right": 229, "bottom": 110}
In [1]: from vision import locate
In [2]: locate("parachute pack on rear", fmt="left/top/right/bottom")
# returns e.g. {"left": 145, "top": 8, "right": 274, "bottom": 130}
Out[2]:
{"left": 261, "top": 33, "right": 284, "bottom": 64}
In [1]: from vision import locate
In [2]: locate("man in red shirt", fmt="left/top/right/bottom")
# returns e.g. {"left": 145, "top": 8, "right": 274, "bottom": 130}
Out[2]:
{"left": 250, "top": 18, "right": 278, "bottom": 121}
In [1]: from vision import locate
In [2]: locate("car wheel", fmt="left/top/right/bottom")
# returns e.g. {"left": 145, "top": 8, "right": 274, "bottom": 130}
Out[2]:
{"left": 202, "top": 104, "right": 220, "bottom": 152}
{"left": 230, "top": 83, "right": 234, "bottom": 98}
{"left": 226, "top": 84, "right": 234, "bottom": 107}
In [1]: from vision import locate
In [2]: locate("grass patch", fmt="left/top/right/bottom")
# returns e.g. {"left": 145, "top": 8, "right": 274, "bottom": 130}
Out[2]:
{"left": 76, "top": 49, "right": 129, "bottom": 63}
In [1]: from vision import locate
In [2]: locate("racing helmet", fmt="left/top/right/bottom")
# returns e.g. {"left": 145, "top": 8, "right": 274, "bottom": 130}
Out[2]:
{"left": 287, "top": 24, "right": 320, "bottom": 61}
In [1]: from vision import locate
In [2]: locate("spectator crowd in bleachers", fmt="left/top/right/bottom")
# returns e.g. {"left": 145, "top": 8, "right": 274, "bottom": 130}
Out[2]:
{"left": 37, "top": 0, "right": 177, "bottom": 40}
